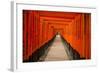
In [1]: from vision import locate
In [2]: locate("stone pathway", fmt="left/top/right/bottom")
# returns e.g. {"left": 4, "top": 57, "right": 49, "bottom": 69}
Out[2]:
{"left": 44, "top": 34, "right": 69, "bottom": 61}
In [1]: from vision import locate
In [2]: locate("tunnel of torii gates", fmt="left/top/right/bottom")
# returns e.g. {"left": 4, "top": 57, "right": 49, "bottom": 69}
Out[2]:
{"left": 23, "top": 10, "right": 91, "bottom": 62}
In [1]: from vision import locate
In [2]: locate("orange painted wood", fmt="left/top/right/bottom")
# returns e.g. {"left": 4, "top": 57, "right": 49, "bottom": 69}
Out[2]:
{"left": 23, "top": 10, "right": 91, "bottom": 61}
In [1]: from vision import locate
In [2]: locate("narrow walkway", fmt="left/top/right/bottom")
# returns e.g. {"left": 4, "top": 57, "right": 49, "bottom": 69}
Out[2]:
{"left": 41, "top": 34, "right": 70, "bottom": 61}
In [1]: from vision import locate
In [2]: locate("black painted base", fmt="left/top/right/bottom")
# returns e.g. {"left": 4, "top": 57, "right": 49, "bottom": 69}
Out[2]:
{"left": 23, "top": 36, "right": 56, "bottom": 62}
{"left": 61, "top": 36, "right": 82, "bottom": 60}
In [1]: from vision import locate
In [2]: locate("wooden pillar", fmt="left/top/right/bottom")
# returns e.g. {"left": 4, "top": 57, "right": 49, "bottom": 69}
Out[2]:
{"left": 23, "top": 10, "right": 29, "bottom": 61}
